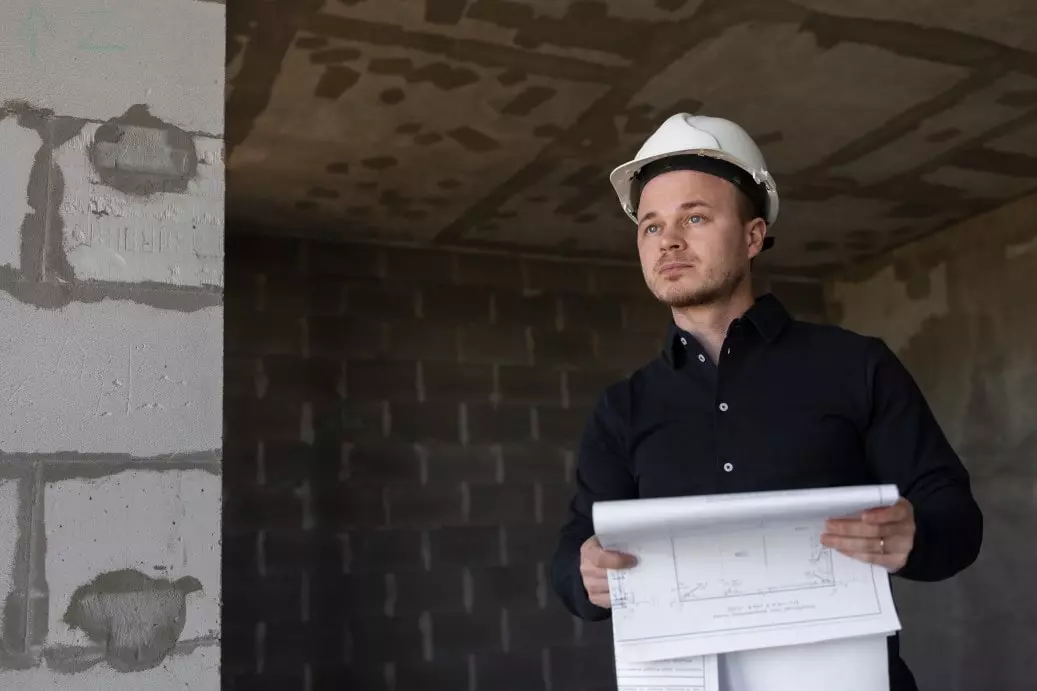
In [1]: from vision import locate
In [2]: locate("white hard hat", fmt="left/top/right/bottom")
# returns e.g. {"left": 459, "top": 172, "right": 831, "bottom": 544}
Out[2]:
{"left": 609, "top": 113, "right": 780, "bottom": 233}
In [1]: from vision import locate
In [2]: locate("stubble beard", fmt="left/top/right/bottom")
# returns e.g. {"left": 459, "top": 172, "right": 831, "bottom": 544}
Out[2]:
{"left": 650, "top": 264, "right": 746, "bottom": 309}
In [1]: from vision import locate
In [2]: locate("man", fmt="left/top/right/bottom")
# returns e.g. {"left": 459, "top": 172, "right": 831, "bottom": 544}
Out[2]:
{"left": 550, "top": 113, "right": 983, "bottom": 690}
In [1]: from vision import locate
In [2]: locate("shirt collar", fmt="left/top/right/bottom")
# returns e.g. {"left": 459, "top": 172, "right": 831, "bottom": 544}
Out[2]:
{"left": 663, "top": 293, "right": 792, "bottom": 367}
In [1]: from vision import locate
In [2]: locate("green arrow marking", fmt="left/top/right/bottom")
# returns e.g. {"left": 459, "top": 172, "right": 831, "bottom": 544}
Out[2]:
{"left": 18, "top": 5, "right": 52, "bottom": 61}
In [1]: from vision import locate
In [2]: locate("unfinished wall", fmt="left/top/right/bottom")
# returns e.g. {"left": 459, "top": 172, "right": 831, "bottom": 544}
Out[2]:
{"left": 0, "top": 0, "right": 225, "bottom": 688}
{"left": 826, "top": 193, "right": 1037, "bottom": 690}
{"left": 222, "top": 233, "right": 824, "bottom": 690}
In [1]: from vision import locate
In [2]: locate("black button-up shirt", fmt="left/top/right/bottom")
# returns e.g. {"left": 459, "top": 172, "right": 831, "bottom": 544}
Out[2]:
{"left": 551, "top": 294, "right": 982, "bottom": 691}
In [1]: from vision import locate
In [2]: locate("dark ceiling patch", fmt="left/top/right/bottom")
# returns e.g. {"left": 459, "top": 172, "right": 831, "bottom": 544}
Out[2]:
{"left": 425, "top": 0, "right": 469, "bottom": 26}
{"left": 948, "top": 147, "right": 1037, "bottom": 177}
{"left": 315, "top": 66, "right": 361, "bottom": 99}
{"left": 925, "top": 127, "right": 961, "bottom": 143}
{"left": 296, "top": 200, "right": 319, "bottom": 210}
{"left": 369, "top": 57, "right": 413, "bottom": 76}
{"left": 998, "top": 90, "right": 1037, "bottom": 108}
{"left": 381, "top": 89, "right": 406, "bottom": 104}
{"left": 363, "top": 156, "right": 398, "bottom": 170}
{"left": 466, "top": 0, "right": 654, "bottom": 60}
{"left": 497, "top": 70, "right": 527, "bottom": 86}
{"left": 327, "top": 162, "right": 350, "bottom": 174}
{"left": 370, "top": 57, "right": 479, "bottom": 90}
{"left": 533, "top": 124, "right": 564, "bottom": 138}
{"left": 411, "top": 63, "right": 480, "bottom": 90}
{"left": 423, "top": 197, "right": 451, "bottom": 208}
{"left": 527, "top": 194, "right": 547, "bottom": 203}
{"left": 396, "top": 123, "right": 423, "bottom": 134}
{"left": 296, "top": 36, "right": 329, "bottom": 49}
{"left": 380, "top": 189, "right": 412, "bottom": 210}
{"left": 347, "top": 206, "right": 372, "bottom": 217}
{"left": 308, "top": 187, "right": 340, "bottom": 199}
{"left": 753, "top": 130, "right": 784, "bottom": 146}
{"left": 356, "top": 181, "right": 379, "bottom": 190}
{"left": 501, "top": 86, "right": 557, "bottom": 116}
{"left": 448, "top": 126, "right": 500, "bottom": 152}
{"left": 561, "top": 165, "right": 598, "bottom": 188}
{"left": 89, "top": 105, "right": 198, "bottom": 197}
{"left": 655, "top": 0, "right": 689, "bottom": 10}
{"left": 438, "top": 178, "right": 461, "bottom": 189}
{"left": 310, "top": 47, "right": 363, "bottom": 64}
{"left": 415, "top": 132, "right": 443, "bottom": 146}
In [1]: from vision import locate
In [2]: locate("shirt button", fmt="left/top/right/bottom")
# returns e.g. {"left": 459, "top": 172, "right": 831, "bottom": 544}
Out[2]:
{"left": 697, "top": 354, "right": 706, "bottom": 363}
{"left": 723, "top": 462, "right": 734, "bottom": 472}
{"left": 680, "top": 337, "right": 688, "bottom": 346}
{"left": 718, "top": 402, "right": 729, "bottom": 412}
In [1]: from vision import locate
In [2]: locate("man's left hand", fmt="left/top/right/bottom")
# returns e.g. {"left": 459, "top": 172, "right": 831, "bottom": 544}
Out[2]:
{"left": 821, "top": 498, "right": 915, "bottom": 572}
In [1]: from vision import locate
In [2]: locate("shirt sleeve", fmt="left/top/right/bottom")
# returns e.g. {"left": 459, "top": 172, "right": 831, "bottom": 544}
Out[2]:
{"left": 863, "top": 338, "right": 983, "bottom": 581}
{"left": 550, "top": 388, "right": 639, "bottom": 621}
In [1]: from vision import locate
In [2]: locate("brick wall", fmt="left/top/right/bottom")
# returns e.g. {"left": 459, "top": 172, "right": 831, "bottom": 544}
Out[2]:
{"left": 222, "top": 233, "right": 825, "bottom": 690}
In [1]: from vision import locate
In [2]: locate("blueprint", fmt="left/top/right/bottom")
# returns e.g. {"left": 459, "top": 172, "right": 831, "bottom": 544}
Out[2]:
{"left": 594, "top": 485, "right": 902, "bottom": 665}
{"left": 617, "top": 654, "right": 718, "bottom": 691}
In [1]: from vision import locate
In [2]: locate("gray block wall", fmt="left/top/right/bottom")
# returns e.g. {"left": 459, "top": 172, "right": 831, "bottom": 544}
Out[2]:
{"left": 221, "top": 234, "right": 826, "bottom": 690}
{"left": 0, "top": 0, "right": 225, "bottom": 688}
{"left": 826, "top": 192, "right": 1037, "bottom": 690}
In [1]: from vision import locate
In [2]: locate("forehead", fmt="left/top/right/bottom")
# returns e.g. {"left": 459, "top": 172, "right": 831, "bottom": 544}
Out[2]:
{"left": 637, "top": 170, "right": 738, "bottom": 217}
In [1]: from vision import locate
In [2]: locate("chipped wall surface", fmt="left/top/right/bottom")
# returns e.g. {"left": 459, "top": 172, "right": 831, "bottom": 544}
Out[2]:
{"left": 825, "top": 192, "right": 1037, "bottom": 690}
{"left": 0, "top": 0, "right": 224, "bottom": 687}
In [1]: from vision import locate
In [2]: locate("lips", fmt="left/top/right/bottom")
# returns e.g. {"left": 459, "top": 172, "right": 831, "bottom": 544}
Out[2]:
{"left": 656, "top": 262, "right": 694, "bottom": 275}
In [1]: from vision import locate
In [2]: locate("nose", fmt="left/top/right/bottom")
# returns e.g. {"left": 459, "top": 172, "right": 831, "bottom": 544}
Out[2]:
{"left": 659, "top": 222, "right": 686, "bottom": 252}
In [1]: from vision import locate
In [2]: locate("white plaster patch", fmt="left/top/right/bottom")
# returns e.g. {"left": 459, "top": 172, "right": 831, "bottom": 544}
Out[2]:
{"left": 0, "top": 293, "right": 222, "bottom": 455}
{"left": 45, "top": 469, "right": 220, "bottom": 648}
{"left": 57, "top": 128, "right": 224, "bottom": 288}
{"left": 0, "top": 117, "right": 43, "bottom": 270}
{"left": 0, "top": 479, "right": 21, "bottom": 630}
{"left": 6, "top": 644, "right": 218, "bottom": 690}
{"left": 829, "top": 263, "right": 949, "bottom": 353}
{"left": 0, "top": 0, "right": 224, "bottom": 134}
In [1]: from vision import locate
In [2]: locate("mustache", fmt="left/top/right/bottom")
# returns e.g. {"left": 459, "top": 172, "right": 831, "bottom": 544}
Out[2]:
{"left": 654, "top": 254, "right": 698, "bottom": 271}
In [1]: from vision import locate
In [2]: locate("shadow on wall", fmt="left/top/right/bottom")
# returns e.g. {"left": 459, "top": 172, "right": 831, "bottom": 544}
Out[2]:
{"left": 45, "top": 570, "right": 202, "bottom": 674}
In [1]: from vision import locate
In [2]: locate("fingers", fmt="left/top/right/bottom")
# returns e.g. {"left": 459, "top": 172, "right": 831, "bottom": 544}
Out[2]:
{"left": 821, "top": 533, "right": 911, "bottom": 572}
{"left": 580, "top": 535, "right": 636, "bottom": 609}
{"left": 824, "top": 517, "right": 912, "bottom": 539}
{"left": 820, "top": 533, "right": 910, "bottom": 556}
{"left": 580, "top": 535, "right": 637, "bottom": 569}
{"left": 861, "top": 499, "right": 912, "bottom": 524}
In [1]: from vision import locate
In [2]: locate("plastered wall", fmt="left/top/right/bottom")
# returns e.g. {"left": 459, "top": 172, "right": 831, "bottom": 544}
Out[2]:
{"left": 0, "top": 0, "right": 225, "bottom": 688}
{"left": 826, "top": 192, "right": 1037, "bottom": 690}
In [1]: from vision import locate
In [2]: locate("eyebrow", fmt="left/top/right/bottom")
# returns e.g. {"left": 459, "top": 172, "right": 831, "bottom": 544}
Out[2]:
{"left": 638, "top": 201, "right": 713, "bottom": 223}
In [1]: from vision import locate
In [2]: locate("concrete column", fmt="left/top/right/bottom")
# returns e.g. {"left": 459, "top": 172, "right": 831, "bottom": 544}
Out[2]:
{"left": 0, "top": 0, "right": 224, "bottom": 688}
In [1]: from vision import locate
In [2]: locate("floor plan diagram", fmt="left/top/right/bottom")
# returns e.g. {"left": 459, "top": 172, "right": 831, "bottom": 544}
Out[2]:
{"left": 673, "top": 523, "right": 834, "bottom": 602}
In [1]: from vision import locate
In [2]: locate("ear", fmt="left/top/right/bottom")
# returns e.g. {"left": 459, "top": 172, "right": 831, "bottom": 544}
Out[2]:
{"left": 745, "top": 218, "right": 768, "bottom": 260}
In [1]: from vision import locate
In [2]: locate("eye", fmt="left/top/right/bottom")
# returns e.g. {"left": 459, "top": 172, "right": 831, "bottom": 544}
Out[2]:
{"left": 643, "top": 223, "right": 660, "bottom": 235}
{"left": 686, "top": 214, "right": 704, "bottom": 225}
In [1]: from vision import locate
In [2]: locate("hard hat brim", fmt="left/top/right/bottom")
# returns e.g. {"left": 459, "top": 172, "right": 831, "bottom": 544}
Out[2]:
{"left": 609, "top": 148, "right": 779, "bottom": 227}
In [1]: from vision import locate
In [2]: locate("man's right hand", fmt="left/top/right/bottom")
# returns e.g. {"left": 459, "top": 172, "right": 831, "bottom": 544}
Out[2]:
{"left": 579, "top": 535, "right": 637, "bottom": 609}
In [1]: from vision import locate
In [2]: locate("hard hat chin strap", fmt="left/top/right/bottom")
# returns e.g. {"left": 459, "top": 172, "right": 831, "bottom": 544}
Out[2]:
{"left": 629, "top": 154, "right": 770, "bottom": 227}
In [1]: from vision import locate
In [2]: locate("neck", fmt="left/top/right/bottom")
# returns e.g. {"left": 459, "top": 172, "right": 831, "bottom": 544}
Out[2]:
{"left": 671, "top": 281, "right": 755, "bottom": 363}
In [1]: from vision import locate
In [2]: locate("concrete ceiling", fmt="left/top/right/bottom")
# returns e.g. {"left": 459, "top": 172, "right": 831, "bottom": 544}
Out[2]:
{"left": 226, "top": 0, "right": 1037, "bottom": 274}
